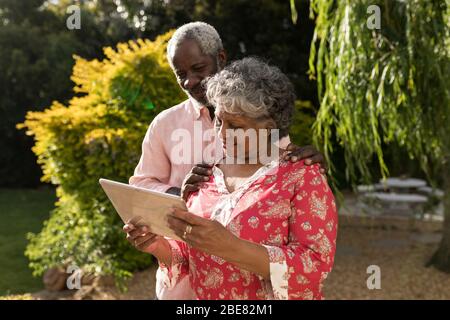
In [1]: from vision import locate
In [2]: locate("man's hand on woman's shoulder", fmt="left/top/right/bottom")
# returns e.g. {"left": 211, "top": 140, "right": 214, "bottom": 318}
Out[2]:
{"left": 282, "top": 143, "right": 328, "bottom": 174}
{"left": 180, "top": 163, "right": 213, "bottom": 201}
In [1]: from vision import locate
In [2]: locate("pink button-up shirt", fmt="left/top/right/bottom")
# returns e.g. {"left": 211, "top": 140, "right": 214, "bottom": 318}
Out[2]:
{"left": 130, "top": 99, "right": 217, "bottom": 193}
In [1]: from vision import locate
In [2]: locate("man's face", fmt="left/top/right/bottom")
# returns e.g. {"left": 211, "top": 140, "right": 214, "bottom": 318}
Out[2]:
{"left": 171, "top": 39, "right": 225, "bottom": 106}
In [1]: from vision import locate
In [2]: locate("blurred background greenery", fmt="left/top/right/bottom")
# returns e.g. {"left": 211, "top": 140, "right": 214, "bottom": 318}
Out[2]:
{"left": 1, "top": 0, "right": 321, "bottom": 189}
{"left": 0, "top": 0, "right": 448, "bottom": 296}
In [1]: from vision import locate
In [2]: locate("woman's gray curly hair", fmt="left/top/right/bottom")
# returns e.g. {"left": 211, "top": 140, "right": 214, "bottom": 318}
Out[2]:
{"left": 206, "top": 57, "right": 295, "bottom": 137}
{"left": 167, "top": 21, "right": 223, "bottom": 68}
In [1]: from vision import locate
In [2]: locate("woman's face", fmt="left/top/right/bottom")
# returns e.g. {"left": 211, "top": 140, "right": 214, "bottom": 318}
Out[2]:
{"left": 214, "top": 110, "right": 276, "bottom": 163}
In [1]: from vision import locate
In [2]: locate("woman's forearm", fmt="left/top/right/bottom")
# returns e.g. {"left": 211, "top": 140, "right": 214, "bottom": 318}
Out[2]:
{"left": 220, "top": 236, "right": 270, "bottom": 279}
{"left": 149, "top": 239, "right": 172, "bottom": 266}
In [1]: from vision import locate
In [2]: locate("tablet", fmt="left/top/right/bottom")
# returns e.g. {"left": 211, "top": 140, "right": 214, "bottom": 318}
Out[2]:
{"left": 99, "top": 178, "right": 186, "bottom": 241}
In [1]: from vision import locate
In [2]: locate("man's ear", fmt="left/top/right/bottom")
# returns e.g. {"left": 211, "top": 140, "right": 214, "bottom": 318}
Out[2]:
{"left": 218, "top": 49, "right": 227, "bottom": 69}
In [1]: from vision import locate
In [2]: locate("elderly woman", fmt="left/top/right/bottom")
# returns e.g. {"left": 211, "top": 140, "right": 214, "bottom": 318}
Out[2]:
{"left": 126, "top": 58, "right": 337, "bottom": 300}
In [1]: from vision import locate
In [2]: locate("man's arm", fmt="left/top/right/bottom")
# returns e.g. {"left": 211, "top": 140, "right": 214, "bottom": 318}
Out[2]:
{"left": 166, "top": 186, "right": 181, "bottom": 196}
{"left": 129, "top": 116, "right": 174, "bottom": 193}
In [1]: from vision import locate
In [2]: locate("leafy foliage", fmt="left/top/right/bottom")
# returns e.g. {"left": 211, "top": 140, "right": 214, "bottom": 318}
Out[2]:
{"left": 290, "top": 100, "right": 316, "bottom": 146}
{"left": 309, "top": 0, "right": 450, "bottom": 182}
{"left": 0, "top": 0, "right": 135, "bottom": 187}
{"left": 309, "top": 0, "right": 450, "bottom": 271}
{"left": 17, "top": 31, "right": 186, "bottom": 282}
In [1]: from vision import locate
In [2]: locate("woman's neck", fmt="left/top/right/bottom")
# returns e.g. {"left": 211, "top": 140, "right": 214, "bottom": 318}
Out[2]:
{"left": 219, "top": 145, "right": 281, "bottom": 178}
{"left": 221, "top": 143, "right": 282, "bottom": 166}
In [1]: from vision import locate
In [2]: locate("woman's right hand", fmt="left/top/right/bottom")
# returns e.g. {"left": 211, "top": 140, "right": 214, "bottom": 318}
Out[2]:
{"left": 122, "top": 217, "right": 166, "bottom": 254}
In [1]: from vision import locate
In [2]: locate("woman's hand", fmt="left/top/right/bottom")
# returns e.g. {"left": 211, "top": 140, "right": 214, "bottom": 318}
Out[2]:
{"left": 122, "top": 217, "right": 167, "bottom": 254}
{"left": 180, "top": 163, "right": 213, "bottom": 201}
{"left": 167, "top": 207, "right": 237, "bottom": 257}
{"left": 282, "top": 143, "right": 328, "bottom": 174}
{"left": 168, "top": 207, "right": 270, "bottom": 279}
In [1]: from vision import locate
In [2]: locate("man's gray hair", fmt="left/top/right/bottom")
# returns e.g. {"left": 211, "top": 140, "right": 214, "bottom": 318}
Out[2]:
{"left": 167, "top": 21, "right": 223, "bottom": 67}
{"left": 206, "top": 57, "right": 295, "bottom": 137}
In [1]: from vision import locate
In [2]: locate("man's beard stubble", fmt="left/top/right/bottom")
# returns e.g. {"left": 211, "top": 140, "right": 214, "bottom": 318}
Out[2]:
{"left": 187, "top": 58, "right": 222, "bottom": 110}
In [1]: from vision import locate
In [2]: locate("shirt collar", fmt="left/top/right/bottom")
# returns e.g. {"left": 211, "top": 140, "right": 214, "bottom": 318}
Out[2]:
{"left": 189, "top": 98, "right": 206, "bottom": 120}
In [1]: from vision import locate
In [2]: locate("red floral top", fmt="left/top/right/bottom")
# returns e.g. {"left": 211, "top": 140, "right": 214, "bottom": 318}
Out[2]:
{"left": 159, "top": 159, "right": 338, "bottom": 300}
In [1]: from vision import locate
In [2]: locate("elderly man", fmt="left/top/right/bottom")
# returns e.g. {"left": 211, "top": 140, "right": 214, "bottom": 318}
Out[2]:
{"left": 127, "top": 22, "right": 327, "bottom": 299}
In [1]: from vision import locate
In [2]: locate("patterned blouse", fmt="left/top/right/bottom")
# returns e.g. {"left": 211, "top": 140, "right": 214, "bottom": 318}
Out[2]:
{"left": 159, "top": 159, "right": 338, "bottom": 300}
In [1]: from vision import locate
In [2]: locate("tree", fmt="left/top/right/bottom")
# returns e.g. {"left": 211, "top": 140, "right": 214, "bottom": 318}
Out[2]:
{"left": 309, "top": 0, "right": 450, "bottom": 271}
{"left": 0, "top": 0, "right": 132, "bottom": 187}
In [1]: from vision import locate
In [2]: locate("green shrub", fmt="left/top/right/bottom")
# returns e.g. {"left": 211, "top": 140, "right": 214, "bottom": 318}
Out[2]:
{"left": 290, "top": 100, "right": 316, "bottom": 146}
{"left": 17, "top": 31, "right": 185, "bottom": 285}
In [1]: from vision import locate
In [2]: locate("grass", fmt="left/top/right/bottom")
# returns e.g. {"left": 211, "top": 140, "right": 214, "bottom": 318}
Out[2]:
{"left": 0, "top": 187, "right": 56, "bottom": 296}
